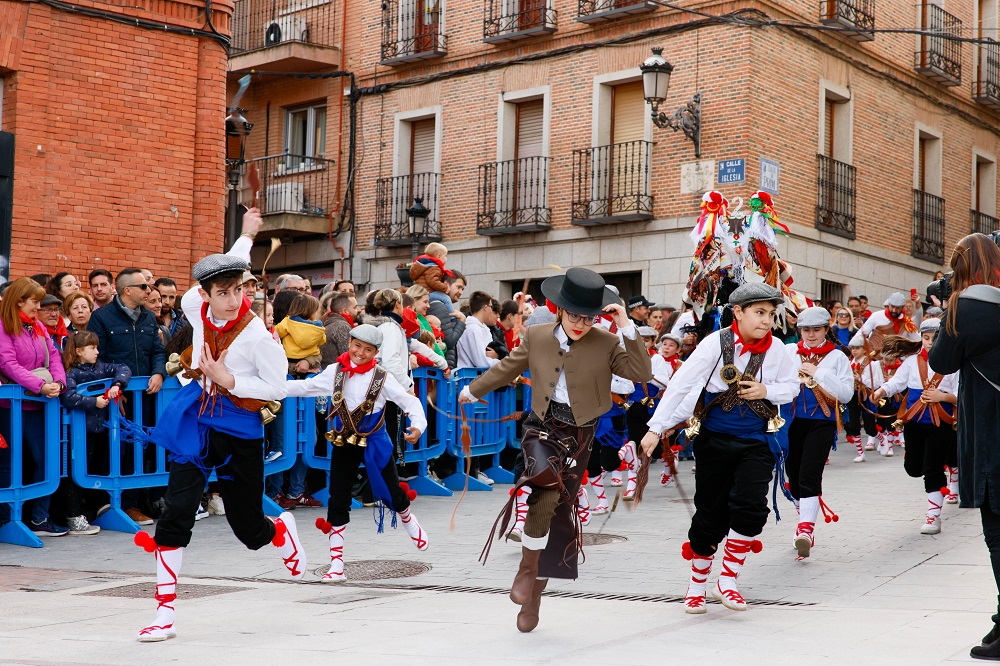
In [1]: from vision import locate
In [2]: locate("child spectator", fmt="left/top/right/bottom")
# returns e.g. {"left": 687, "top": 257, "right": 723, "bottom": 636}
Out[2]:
{"left": 274, "top": 293, "right": 326, "bottom": 378}
{"left": 409, "top": 243, "right": 454, "bottom": 312}
{"left": 251, "top": 298, "right": 274, "bottom": 330}
{"left": 60, "top": 331, "right": 132, "bottom": 534}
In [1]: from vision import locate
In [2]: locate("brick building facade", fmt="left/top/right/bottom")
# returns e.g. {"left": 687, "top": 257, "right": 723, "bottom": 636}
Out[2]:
{"left": 238, "top": 0, "right": 1000, "bottom": 306}
{"left": 0, "top": 0, "right": 233, "bottom": 285}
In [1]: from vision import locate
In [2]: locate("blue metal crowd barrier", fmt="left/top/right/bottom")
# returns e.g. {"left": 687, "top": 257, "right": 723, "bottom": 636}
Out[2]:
{"left": 444, "top": 368, "right": 516, "bottom": 491}
{"left": 407, "top": 368, "right": 453, "bottom": 497}
{"left": 0, "top": 386, "right": 64, "bottom": 548}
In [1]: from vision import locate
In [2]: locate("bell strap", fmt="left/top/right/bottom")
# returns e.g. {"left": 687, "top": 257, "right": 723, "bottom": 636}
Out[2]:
{"left": 798, "top": 352, "right": 834, "bottom": 418}
{"left": 700, "top": 328, "right": 776, "bottom": 422}
{"left": 329, "top": 366, "right": 389, "bottom": 436}
{"left": 901, "top": 355, "right": 953, "bottom": 426}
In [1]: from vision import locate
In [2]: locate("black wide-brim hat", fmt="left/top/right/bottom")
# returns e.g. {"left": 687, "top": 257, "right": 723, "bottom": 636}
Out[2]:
{"left": 540, "top": 267, "right": 620, "bottom": 317}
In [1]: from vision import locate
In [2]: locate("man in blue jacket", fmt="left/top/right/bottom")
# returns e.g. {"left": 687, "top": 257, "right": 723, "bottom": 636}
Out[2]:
{"left": 87, "top": 267, "right": 168, "bottom": 525}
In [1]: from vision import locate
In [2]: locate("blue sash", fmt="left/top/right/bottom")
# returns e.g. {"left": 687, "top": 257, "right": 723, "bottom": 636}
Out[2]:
{"left": 595, "top": 403, "right": 627, "bottom": 449}
{"left": 330, "top": 410, "right": 399, "bottom": 532}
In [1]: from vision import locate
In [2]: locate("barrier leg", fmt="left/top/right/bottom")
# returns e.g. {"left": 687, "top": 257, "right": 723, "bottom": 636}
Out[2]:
{"left": 92, "top": 490, "right": 140, "bottom": 534}
{"left": 484, "top": 459, "right": 515, "bottom": 485}
{"left": 407, "top": 462, "right": 452, "bottom": 497}
{"left": 442, "top": 471, "right": 492, "bottom": 492}
{"left": 262, "top": 494, "right": 284, "bottom": 518}
{"left": 351, "top": 498, "right": 363, "bottom": 509}
{"left": 0, "top": 519, "right": 43, "bottom": 548}
{"left": 312, "top": 488, "right": 330, "bottom": 506}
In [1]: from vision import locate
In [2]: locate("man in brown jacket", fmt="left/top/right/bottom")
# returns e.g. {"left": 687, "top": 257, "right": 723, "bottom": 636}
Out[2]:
{"left": 460, "top": 267, "right": 651, "bottom": 632}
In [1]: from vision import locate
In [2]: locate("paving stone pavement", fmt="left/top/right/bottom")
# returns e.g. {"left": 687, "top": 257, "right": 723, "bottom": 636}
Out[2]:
{"left": 0, "top": 439, "right": 994, "bottom": 665}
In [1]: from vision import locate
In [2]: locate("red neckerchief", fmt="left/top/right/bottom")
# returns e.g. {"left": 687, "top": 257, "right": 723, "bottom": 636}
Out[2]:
{"left": 415, "top": 254, "right": 445, "bottom": 270}
{"left": 44, "top": 318, "right": 69, "bottom": 342}
{"left": 648, "top": 347, "right": 656, "bottom": 356}
{"left": 202, "top": 297, "right": 251, "bottom": 333}
{"left": 340, "top": 311, "right": 355, "bottom": 328}
{"left": 662, "top": 353, "right": 682, "bottom": 372}
{"left": 883, "top": 307, "right": 914, "bottom": 334}
{"left": 336, "top": 352, "right": 377, "bottom": 376}
{"left": 545, "top": 299, "right": 558, "bottom": 314}
{"left": 797, "top": 339, "right": 836, "bottom": 357}
{"left": 920, "top": 349, "right": 929, "bottom": 362}
{"left": 729, "top": 320, "right": 772, "bottom": 356}
{"left": 19, "top": 311, "right": 46, "bottom": 337}
{"left": 883, "top": 358, "right": 902, "bottom": 372}
{"left": 599, "top": 313, "right": 617, "bottom": 333}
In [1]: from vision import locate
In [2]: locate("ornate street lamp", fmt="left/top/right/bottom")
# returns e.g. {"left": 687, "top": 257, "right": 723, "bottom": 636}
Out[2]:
{"left": 640, "top": 47, "right": 702, "bottom": 158}
{"left": 225, "top": 107, "right": 253, "bottom": 246}
{"left": 406, "top": 196, "right": 430, "bottom": 259}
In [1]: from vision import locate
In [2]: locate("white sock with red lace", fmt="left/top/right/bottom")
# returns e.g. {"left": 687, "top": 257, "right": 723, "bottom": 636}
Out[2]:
{"left": 865, "top": 434, "right": 877, "bottom": 451}
{"left": 622, "top": 442, "right": 638, "bottom": 499}
{"left": 885, "top": 430, "right": 898, "bottom": 456}
{"left": 272, "top": 512, "right": 307, "bottom": 580}
{"left": 576, "top": 482, "right": 591, "bottom": 526}
{"left": 137, "top": 545, "right": 183, "bottom": 642}
{"left": 681, "top": 542, "right": 713, "bottom": 614}
{"left": 610, "top": 462, "right": 624, "bottom": 487}
{"left": 590, "top": 472, "right": 609, "bottom": 514}
{"left": 927, "top": 491, "right": 943, "bottom": 518}
{"left": 508, "top": 486, "right": 531, "bottom": 539}
{"left": 316, "top": 520, "right": 346, "bottom": 582}
{"left": 946, "top": 466, "right": 959, "bottom": 503}
{"left": 795, "top": 496, "right": 819, "bottom": 558}
{"left": 400, "top": 507, "right": 428, "bottom": 551}
{"left": 713, "top": 530, "right": 761, "bottom": 611}
{"left": 849, "top": 435, "right": 865, "bottom": 462}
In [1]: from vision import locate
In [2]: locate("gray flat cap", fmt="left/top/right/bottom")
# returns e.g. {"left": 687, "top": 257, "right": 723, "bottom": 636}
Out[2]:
{"left": 660, "top": 303, "right": 679, "bottom": 312}
{"left": 659, "top": 332, "right": 683, "bottom": 345}
{"left": 926, "top": 306, "right": 943, "bottom": 316}
{"left": 638, "top": 326, "right": 658, "bottom": 337}
{"left": 848, "top": 332, "right": 865, "bottom": 347}
{"left": 192, "top": 253, "right": 250, "bottom": 283}
{"left": 919, "top": 318, "right": 940, "bottom": 334}
{"left": 797, "top": 306, "right": 831, "bottom": 328}
{"left": 886, "top": 292, "right": 907, "bottom": 307}
{"left": 350, "top": 323, "right": 383, "bottom": 348}
{"left": 729, "top": 283, "right": 784, "bottom": 308}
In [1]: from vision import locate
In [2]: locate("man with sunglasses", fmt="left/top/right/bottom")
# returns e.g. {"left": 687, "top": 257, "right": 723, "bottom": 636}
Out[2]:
{"left": 459, "top": 267, "right": 651, "bottom": 633}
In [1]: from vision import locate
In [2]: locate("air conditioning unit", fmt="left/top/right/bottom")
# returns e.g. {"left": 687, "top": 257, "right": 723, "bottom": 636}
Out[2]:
{"left": 265, "top": 182, "right": 305, "bottom": 214}
{"left": 264, "top": 16, "right": 307, "bottom": 46}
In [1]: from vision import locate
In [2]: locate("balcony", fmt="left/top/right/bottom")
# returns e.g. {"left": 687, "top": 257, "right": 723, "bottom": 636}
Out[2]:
{"left": 914, "top": 4, "right": 962, "bottom": 86}
{"left": 913, "top": 190, "right": 946, "bottom": 262}
{"left": 815, "top": 155, "right": 857, "bottom": 239}
{"left": 577, "top": 0, "right": 655, "bottom": 24}
{"left": 374, "top": 173, "right": 442, "bottom": 247}
{"left": 819, "top": 0, "right": 873, "bottom": 41}
{"left": 973, "top": 40, "right": 1000, "bottom": 110}
{"left": 571, "top": 141, "right": 653, "bottom": 226}
{"left": 972, "top": 210, "right": 1000, "bottom": 235}
{"left": 483, "top": 0, "right": 556, "bottom": 43}
{"left": 381, "top": 0, "right": 448, "bottom": 65}
{"left": 477, "top": 157, "right": 551, "bottom": 235}
{"left": 229, "top": 0, "right": 340, "bottom": 73}
{"left": 244, "top": 154, "right": 337, "bottom": 237}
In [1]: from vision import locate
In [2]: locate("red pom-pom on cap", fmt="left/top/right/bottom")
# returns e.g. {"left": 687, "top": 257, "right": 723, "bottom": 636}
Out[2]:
{"left": 406, "top": 490, "right": 417, "bottom": 501}
{"left": 133, "top": 531, "right": 156, "bottom": 553}
{"left": 750, "top": 540, "right": 763, "bottom": 554}
{"left": 315, "top": 517, "right": 332, "bottom": 534}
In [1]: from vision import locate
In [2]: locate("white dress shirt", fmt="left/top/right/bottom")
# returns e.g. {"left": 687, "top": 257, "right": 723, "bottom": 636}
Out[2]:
{"left": 650, "top": 354, "right": 677, "bottom": 390}
{"left": 457, "top": 315, "right": 501, "bottom": 369}
{"left": 552, "top": 322, "right": 637, "bottom": 404}
{"left": 180, "top": 236, "right": 287, "bottom": 402}
{"left": 859, "top": 309, "right": 920, "bottom": 342}
{"left": 853, "top": 358, "right": 885, "bottom": 391}
{"left": 784, "top": 343, "right": 856, "bottom": 404}
{"left": 594, "top": 319, "right": 639, "bottom": 395}
{"left": 879, "top": 353, "right": 958, "bottom": 399}
{"left": 286, "top": 363, "right": 427, "bottom": 434}
{"left": 375, "top": 319, "right": 412, "bottom": 391}
{"left": 647, "top": 329, "right": 799, "bottom": 435}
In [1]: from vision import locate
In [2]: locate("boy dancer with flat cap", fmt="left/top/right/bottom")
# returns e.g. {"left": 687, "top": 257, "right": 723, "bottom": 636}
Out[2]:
{"left": 642, "top": 283, "right": 799, "bottom": 614}
{"left": 460, "top": 267, "right": 651, "bottom": 633}
{"left": 285, "top": 323, "right": 430, "bottom": 582}
{"left": 134, "top": 208, "right": 306, "bottom": 642}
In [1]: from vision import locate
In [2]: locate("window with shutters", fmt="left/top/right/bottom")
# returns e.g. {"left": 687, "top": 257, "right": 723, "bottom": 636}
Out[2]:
{"left": 477, "top": 93, "right": 551, "bottom": 234}
{"left": 972, "top": 152, "right": 998, "bottom": 234}
{"left": 973, "top": 0, "right": 1000, "bottom": 108}
{"left": 912, "top": 127, "right": 945, "bottom": 261}
{"left": 572, "top": 79, "right": 652, "bottom": 225}
{"left": 483, "top": 0, "right": 556, "bottom": 42}
{"left": 381, "top": 0, "right": 447, "bottom": 64}
{"left": 576, "top": 0, "right": 656, "bottom": 23}
{"left": 376, "top": 112, "right": 443, "bottom": 246}
{"left": 284, "top": 104, "right": 326, "bottom": 170}
{"left": 816, "top": 86, "right": 856, "bottom": 238}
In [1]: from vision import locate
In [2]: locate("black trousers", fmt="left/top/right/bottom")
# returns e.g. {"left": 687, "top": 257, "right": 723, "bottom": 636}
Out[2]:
{"left": 586, "top": 443, "right": 624, "bottom": 478}
{"left": 626, "top": 401, "right": 653, "bottom": 443}
{"left": 688, "top": 430, "right": 773, "bottom": 557}
{"left": 981, "top": 500, "right": 1000, "bottom": 616}
{"left": 845, "top": 394, "right": 877, "bottom": 438}
{"left": 786, "top": 418, "right": 837, "bottom": 499}
{"left": 877, "top": 397, "right": 900, "bottom": 431}
{"left": 327, "top": 440, "right": 410, "bottom": 527}
{"left": 155, "top": 430, "right": 275, "bottom": 549}
{"left": 902, "top": 421, "right": 958, "bottom": 493}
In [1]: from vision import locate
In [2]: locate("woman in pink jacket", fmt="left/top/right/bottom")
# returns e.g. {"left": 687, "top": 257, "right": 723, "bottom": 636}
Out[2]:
{"left": 0, "top": 278, "right": 67, "bottom": 536}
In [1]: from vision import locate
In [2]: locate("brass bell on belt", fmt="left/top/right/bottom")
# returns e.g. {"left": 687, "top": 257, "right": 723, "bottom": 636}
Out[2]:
{"left": 345, "top": 433, "right": 357, "bottom": 446}
{"left": 357, "top": 437, "right": 367, "bottom": 448}
{"left": 260, "top": 400, "right": 282, "bottom": 425}
{"left": 767, "top": 414, "right": 786, "bottom": 433}
{"left": 165, "top": 353, "right": 183, "bottom": 377}
{"left": 891, "top": 418, "right": 904, "bottom": 430}
{"left": 325, "top": 430, "right": 345, "bottom": 446}
{"left": 685, "top": 416, "right": 701, "bottom": 439}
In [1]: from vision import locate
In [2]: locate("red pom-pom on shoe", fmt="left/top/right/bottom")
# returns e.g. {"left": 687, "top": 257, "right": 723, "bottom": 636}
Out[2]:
{"left": 133, "top": 531, "right": 156, "bottom": 553}
{"left": 399, "top": 481, "right": 410, "bottom": 493}
{"left": 406, "top": 489, "right": 417, "bottom": 501}
{"left": 271, "top": 518, "right": 287, "bottom": 547}
{"left": 681, "top": 542, "right": 695, "bottom": 560}
{"left": 940, "top": 486, "right": 950, "bottom": 496}
{"left": 617, "top": 462, "right": 627, "bottom": 471}
{"left": 316, "top": 517, "right": 332, "bottom": 534}
{"left": 509, "top": 487, "right": 516, "bottom": 496}
{"left": 750, "top": 540, "right": 763, "bottom": 554}
{"left": 581, "top": 471, "right": 589, "bottom": 485}
{"left": 831, "top": 514, "right": 839, "bottom": 522}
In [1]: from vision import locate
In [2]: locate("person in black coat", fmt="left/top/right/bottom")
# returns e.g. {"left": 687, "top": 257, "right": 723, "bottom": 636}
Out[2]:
{"left": 927, "top": 233, "right": 1000, "bottom": 661}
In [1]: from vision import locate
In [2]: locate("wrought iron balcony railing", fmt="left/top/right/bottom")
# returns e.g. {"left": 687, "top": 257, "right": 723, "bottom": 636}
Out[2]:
{"left": 244, "top": 153, "right": 336, "bottom": 217}
{"left": 914, "top": 3, "right": 962, "bottom": 86}
{"left": 477, "top": 156, "right": 551, "bottom": 234}
{"left": 483, "top": 0, "right": 556, "bottom": 42}
{"left": 818, "top": 0, "right": 874, "bottom": 41}
{"left": 381, "top": 0, "right": 448, "bottom": 65}
{"left": 576, "top": 0, "right": 655, "bottom": 23}
{"left": 972, "top": 209, "right": 1000, "bottom": 236}
{"left": 374, "top": 173, "right": 442, "bottom": 246}
{"left": 913, "top": 189, "right": 946, "bottom": 262}
{"left": 231, "top": 0, "right": 337, "bottom": 55}
{"left": 973, "top": 40, "right": 1000, "bottom": 110}
{"left": 816, "top": 154, "right": 857, "bottom": 239}
{"left": 571, "top": 141, "right": 653, "bottom": 225}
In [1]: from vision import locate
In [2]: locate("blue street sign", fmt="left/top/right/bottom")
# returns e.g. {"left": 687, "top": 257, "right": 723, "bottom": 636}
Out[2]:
{"left": 717, "top": 159, "right": 745, "bottom": 184}
{"left": 760, "top": 158, "right": 780, "bottom": 195}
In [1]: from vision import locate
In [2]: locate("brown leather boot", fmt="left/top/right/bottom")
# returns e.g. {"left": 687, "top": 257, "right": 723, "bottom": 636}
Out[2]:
{"left": 516, "top": 578, "right": 548, "bottom": 633}
{"left": 509, "top": 547, "right": 542, "bottom": 605}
